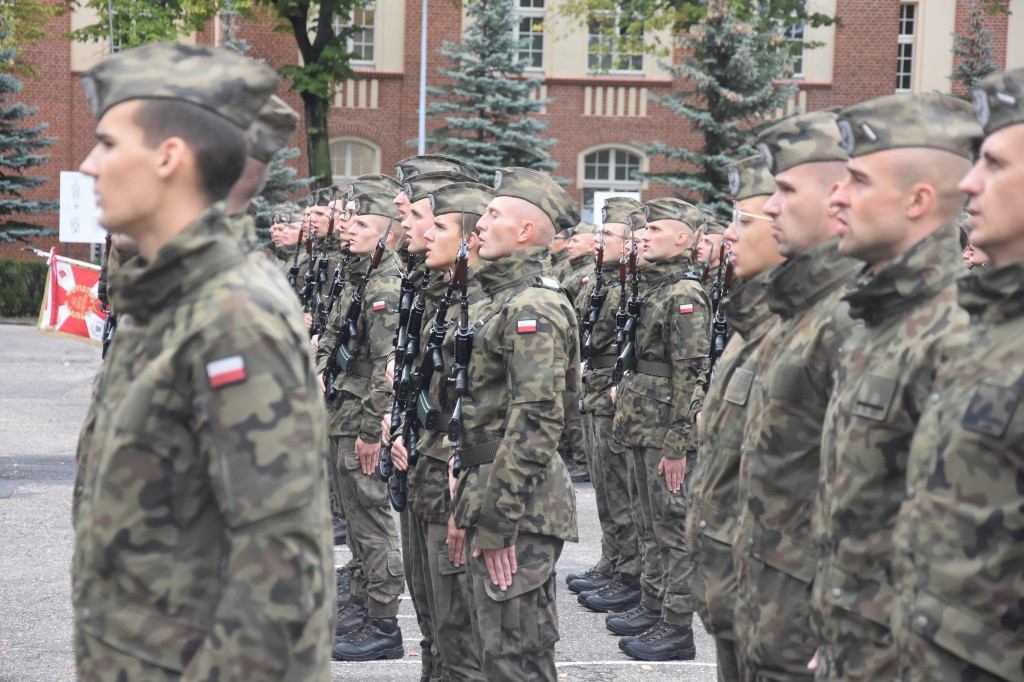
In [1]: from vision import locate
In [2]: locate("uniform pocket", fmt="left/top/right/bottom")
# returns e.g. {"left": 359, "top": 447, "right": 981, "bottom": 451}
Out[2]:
{"left": 962, "top": 382, "right": 1020, "bottom": 438}
{"left": 724, "top": 368, "right": 754, "bottom": 406}
{"left": 850, "top": 373, "right": 898, "bottom": 422}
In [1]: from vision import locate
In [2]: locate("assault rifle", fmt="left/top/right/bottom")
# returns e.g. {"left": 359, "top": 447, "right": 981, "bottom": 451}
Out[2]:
{"left": 699, "top": 233, "right": 715, "bottom": 284}
{"left": 99, "top": 234, "right": 116, "bottom": 359}
{"left": 612, "top": 218, "right": 641, "bottom": 382}
{"left": 709, "top": 241, "right": 728, "bottom": 315}
{"left": 289, "top": 195, "right": 314, "bottom": 288}
{"left": 580, "top": 226, "right": 608, "bottom": 367}
{"left": 310, "top": 190, "right": 337, "bottom": 334}
{"left": 709, "top": 252, "right": 734, "bottom": 374}
{"left": 315, "top": 250, "right": 353, "bottom": 340}
{"left": 323, "top": 216, "right": 394, "bottom": 404}
{"left": 447, "top": 213, "right": 474, "bottom": 444}
{"left": 299, "top": 205, "right": 321, "bottom": 313}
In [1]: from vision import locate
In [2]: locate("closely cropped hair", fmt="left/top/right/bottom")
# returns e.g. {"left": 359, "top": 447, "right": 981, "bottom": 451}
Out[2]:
{"left": 133, "top": 99, "right": 248, "bottom": 202}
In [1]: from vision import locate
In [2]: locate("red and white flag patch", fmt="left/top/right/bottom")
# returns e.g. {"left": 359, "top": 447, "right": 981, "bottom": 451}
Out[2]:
{"left": 207, "top": 355, "right": 247, "bottom": 388}
{"left": 679, "top": 304, "right": 694, "bottom": 315}
{"left": 582, "top": 276, "right": 590, "bottom": 284}
{"left": 372, "top": 300, "right": 386, "bottom": 312}
{"left": 517, "top": 319, "right": 538, "bottom": 334}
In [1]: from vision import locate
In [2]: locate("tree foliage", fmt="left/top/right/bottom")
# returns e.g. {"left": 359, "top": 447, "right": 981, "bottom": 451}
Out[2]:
{"left": 638, "top": 0, "right": 797, "bottom": 218}
{"left": 951, "top": 1, "right": 998, "bottom": 95}
{"left": 423, "top": 0, "right": 557, "bottom": 178}
{"left": 0, "top": 0, "right": 63, "bottom": 79}
{"left": 69, "top": 0, "right": 222, "bottom": 49}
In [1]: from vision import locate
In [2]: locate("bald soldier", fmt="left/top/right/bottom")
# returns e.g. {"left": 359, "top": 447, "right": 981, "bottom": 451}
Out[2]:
{"left": 889, "top": 67, "right": 1024, "bottom": 682}
{"left": 72, "top": 43, "right": 335, "bottom": 679}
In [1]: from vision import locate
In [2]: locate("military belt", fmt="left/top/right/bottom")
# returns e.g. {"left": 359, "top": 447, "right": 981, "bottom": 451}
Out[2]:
{"left": 346, "top": 360, "right": 373, "bottom": 378}
{"left": 589, "top": 355, "right": 617, "bottom": 369}
{"left": 635, "top": 359, "right": 672, "bottom": 378}
{"left": 457, "top": 440, "right": 501, "bottom": 468}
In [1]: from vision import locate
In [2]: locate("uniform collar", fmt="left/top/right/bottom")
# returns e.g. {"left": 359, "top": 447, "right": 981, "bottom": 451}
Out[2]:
{"left": 477, "top": 246, "right": 550, "bottom": 296}
{"left": 957, "top": 258, "right": 1024, "bottom": 325}
{"left": 724, "top": 269, "right": 774, "bottom": 338}
{"left": 767, "top": 236, "right": 858, "bottom": 317}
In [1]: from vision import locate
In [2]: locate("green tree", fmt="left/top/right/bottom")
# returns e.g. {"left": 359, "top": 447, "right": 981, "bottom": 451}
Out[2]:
{"left": 951, "top": 1, "right": 998, "bottom": 95}
{"left": 422, "top": 0, "right": 557, "bottom": 177}
{"left": 0, "top": 0, "right": 63, "bottom": 78}
{"left": 69, "top": 0, "right": 221, "bottom": 49}
{"left": 639, "top": 0, "right": 796, "bottom": 217}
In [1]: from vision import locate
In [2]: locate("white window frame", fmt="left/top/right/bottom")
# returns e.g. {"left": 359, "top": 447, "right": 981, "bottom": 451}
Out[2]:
{"left": 514, "top": 0, "right": 545, "bottom": 72}
{"left": 577, "top": 144, "right": 647, "bottom": 223}
{"left": 330, "top": 136, "right": 381, "bottom": 184}
{"left": 332, "top": 2, "right": 376, "bottom": 67}
{"left": 897, "top": 3, "right": 916, "bottom": 93}
{"left": 785, "top": 21, "right": 805, "bottom": 78}
{"left": 587, "top": 8, "right": 643, "bottom": 75}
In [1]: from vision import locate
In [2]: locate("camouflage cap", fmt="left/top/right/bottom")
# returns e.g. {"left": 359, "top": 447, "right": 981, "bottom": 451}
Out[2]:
{"left": 970, "top": 67, "right": 1024, "bottom": 136}
{"left": 755, "top": 110, "right": 849, "bottom": 174}
{"left": 247, "top": 95, "right": 299, "bottom": 163}
{"left": 313, "top": 187, "right": 340, "bottom": 206}
{"left": 702, "top": 214, "right": 728, "bottom": 235}
{"left": 837, "top": 93, "right": 981, "bottom": 160}
{"left": 553, "top": 227, "right": 574, "bottom": 241}
{"left": 727, "top": 154, "right": 776, "bottom": 201}
{"left": 353, "top": 192, "right": 398, "bottom": 218}
{"left": 347, "top": 174, "right": 401, "bottom": 200}
{"left": 403, "top": 171, "right": 480, "bottom": 204}
{"left": 601, "top": 196, "right": 646, "bottom": 228}
{"left": 492, "top": 167, "right": 580, "bottom": 230}
{"left": 574, "top": 221, "right": 597, "bottom": 234}
{"left": 427, "top": 182, "right": 493, "bottom": 218}
{"left": 270, "top": 202, "right": 301, "bottom": 223}
{"left": 80, "top": 42, "right": 279, "bottom": 130}
{"left": 395, "top": 154, "right": 481, "bottom": 182}
{"left": 643, "top": 197, "right": 703, "bottom": 230}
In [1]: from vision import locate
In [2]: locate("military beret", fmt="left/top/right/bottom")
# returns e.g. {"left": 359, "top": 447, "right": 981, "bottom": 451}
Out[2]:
{"left": 553, "top": 227, "right": 574, "bottom": 241}
{"left": 80, "top": 42, "right": 279, "bottom": 130}
{"left": 643, "top": 197, "right": 703, "bottom": 230}
{"left": 971, "top": 67, "right": 1024, "bottom": 136}
{"left": 427, "top": 182, "right": 493, "bottom": 218}
{"left": 314, "top": 187, "right": 339, "bottom": 207}
{"left": 702, "top": 215, "right": 728, "bottom": 235}
{"left": 353, "top": 192, "right": 398, "bottom": 218}
{"left": 601, "top": 196, "right": 646, "bottom": 228}
{"left": 403, "top": 171, "right": 480, "bottom": 204}
{"left": 347, "top": 174, "right": 401, "bottom": 200}
{"left": 270, "top": 202, "right": 301, "bottom": 224}
{"left": 573, "top": 222, "right": 597, "bottom": 235}
{"left": 395, "top": 154, "right": 481, "bottom": 182}
{"left": 727, "top": 154, "right": 776, "bottom": 201}
{"left": 492, "top": 167, "right": 581, "bottom": 230}
{"left": 247, "top": 95, "right": 299, "bottom": 163}
{"left": 755, "top": 111, "right": 849, "bottom": 174}
{"left": 837, "top": 93, "right": 981, "bottom": 160}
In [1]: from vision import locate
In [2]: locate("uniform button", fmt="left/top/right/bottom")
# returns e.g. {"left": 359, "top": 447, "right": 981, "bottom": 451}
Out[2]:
{"left": 914, "top": 615, "right": 928, "bottom": 630}
{"left": 817, "top": 560, "right": 823, "bottom": 571}
{"left": 893, "top": 581, "right": 903, "bottom": 595}
{"left": 837, "top": 347, "right": 843, "bottom": 355}
{"left": 747, "top": 538, "right": 754, "bottom": 547}
{"left": 739, "top": 444, "right": 745, "bottom": 454}
{"left": 906, "top": 486, "right": 915, "bottom": 500}
{"left": 82, "top": 608, "right": 91, "bottom": 620}
{"left": 820, "top": 474, "right": 826, "bottom": 484}
{"left": 930, "top": 393, "right": 940, "bottom": 403}
{"left": 698, "top": 520, "right": 707, "bottom": 529}
{"left": 831, "top": 391, "right": 838, "bottom": 400}
{"left": 831, "top": 587, "right": 842, "bottom": 598}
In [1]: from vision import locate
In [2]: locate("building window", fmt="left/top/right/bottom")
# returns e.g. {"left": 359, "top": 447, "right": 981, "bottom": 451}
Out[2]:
{"left": 330, "top": 137, "right": 379, "bottom": 183}
{"left": 332, "top": 3, "right": 376, "bottom": 65}
{"left": 581, "top": 147, "right": 643, "bottom": 222}
{"left": 897, "top": 3, "right": 915, "bottom": 92}
{"left": 588, "top": 10, "right": 643, "bottom": 74}
{"left": 515, "top": 0, "right": 544, "bottom": 70}
{"left": 785, "top": 21, "right": 804, "bottom": 78}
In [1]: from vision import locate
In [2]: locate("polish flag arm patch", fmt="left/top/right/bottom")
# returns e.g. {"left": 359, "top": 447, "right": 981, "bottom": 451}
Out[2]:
{"left": 372, "top": 300, "right": 387, "bottom": 311}
{"left": 517, "top": 319, "right": 538, "bottom": 334}
{"left": 207, "top": 355, "right": 247, "bottom": 388}
{"left": 679, "top": 304, "right": 694, "bottom": 314}
{"left": 582, "top": 276, "right": 590, "bottom": 284}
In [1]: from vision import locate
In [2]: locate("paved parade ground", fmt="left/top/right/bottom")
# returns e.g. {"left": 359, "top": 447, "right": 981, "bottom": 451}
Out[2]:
{"left": 0, "top": 323, "right": 718, "bottom": 681}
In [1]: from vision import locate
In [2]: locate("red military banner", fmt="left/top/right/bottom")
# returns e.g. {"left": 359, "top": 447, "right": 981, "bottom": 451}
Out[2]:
{"left": 37, "top": 248, "right": 106, "bottom": 345}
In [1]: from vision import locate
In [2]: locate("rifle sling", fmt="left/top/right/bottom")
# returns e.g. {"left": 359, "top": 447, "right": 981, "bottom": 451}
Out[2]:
{"left": 457, "top": 440, "right": 502, "bottom": 468}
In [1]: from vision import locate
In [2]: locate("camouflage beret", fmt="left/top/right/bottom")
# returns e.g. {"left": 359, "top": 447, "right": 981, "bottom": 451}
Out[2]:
{"left": 80, "top": 42, "right": 279, "bottom": 130}
{"left": 247, "top": 95, "right": 299, "bottom": 163}
{"left": 353, "top": 192, "right": 398, "bottom": 218}
{"left": 492, "top": 167, "right": 581, "bottom": 230}
{"left": 270, "top": 202, "right": 301, "bottom": 224}
{"left": 755, "top": 110, "right": 849, "bottom": 174}
{"left": 601, "top": 196, "right": 645, "bottom": 228}
{"left": 553, "top": 228, "right": 573, "bottom": 241}
{"left": 702, "top": 215, "right": 728, "bottom": 235}
{"left": 837, "top": 93, "right": 981, "bottom": 160}
{"left": 971, "top": 67, "right": 1024, "bottom": 136}
{"left": 573, "top": 222, "right": 597, "bottom": 235}
{"left": 347, "top": 174, "right": 401, "bottom": 200}
{"left": 395, "top": 154, "right": 481, "bottom": 182}
{"left": 403, "top": 171, "right": 480, "bottom": 204}
{"left": 727, "top": 154, "right": 776, "bottom": 201}
{"left": 427, "top": 182, "right": 493, "bottom": 218}
{"left": 643, "top": 197, "right": 703, "bottom": 230}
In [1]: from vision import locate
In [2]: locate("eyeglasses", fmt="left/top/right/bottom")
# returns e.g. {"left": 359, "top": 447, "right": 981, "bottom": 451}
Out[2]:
{"left": 732, "top": 202, "right": 773, "bottom": 233}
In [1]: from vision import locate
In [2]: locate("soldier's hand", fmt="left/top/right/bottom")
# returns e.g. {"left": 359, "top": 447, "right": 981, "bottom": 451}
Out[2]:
{"left": 355, "top": 437, "right": 378, "bottom": 475}
{"left": 303, "top": 313, "right": 313, "bottom": 330}
{"left": 447, "top": 515, "right": 466, "bottom": 567}
{"left": 385, "top": 358, "right": 396, "bottom": 386}
{"left": 475, "top": 546, "right": 517, "bottom": 591}
{"left": 610, "top": 386, "right": 617, "bottom": 403}
{"left": 310, "top": 334, "right": 319, "bottom": 354}
{"left": 317, "top": 373, "right": 326, "bottom": 394}
{"left": 658, "top": 456, "right": 687, "bottom": 493}
{"left": 808, "top": 650, "right": 819, "bottom": 671}
{"left": 390, "top": 436, "right": 409, "bottom": 471}
{"left": 448, "top": 459, "right": 458, "bottom": 501}
{"left": 695, "top": 410, "right": 701, "bottom": 428}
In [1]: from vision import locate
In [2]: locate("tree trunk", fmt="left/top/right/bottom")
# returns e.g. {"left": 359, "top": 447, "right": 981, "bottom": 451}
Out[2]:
{"left": 301, "top": 90, "right": 332, "bottom": 190}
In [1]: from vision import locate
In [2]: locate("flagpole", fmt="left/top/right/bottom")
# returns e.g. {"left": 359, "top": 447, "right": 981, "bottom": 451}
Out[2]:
{"left": 418, "top": 0, "right": 427, "bottom": 155}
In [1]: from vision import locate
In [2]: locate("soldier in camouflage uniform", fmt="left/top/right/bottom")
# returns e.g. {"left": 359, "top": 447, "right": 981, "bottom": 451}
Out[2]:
{"left": 562, "top": 222, "right": 597, "bottom": 303}
{"left": 73, "top": 43, "right": 335, "bottom": 680}
{"left": 395, "top": 154, "right": 482, "bottom": 221}
{"left": 315, "top": 192, "right": 406, "bottom": 661}
{"left": 686, "top": 154, "right": 783, "bottom": 682}
{"left": 809, "top": 94, "right": 978, "bottom": 682}
{"left": 569, "top": 198, "right": 644, "bottom": 615}
{"left": 889, "top": 67, "right": 1024, "bottom": 682}
{"left": 549, "top": 227, "right": 572, "bottom": 280}
{"left": 268, "top": 204, "right": 303, "bottom": 275}
{"left": 732, "top": 111, "right": 861, "bottom": 682}
{"left": 611, "top": 197, "right": 710, "bottom": 660}
{"left": 450, "top": 167, "right": 580, "bottom": 681}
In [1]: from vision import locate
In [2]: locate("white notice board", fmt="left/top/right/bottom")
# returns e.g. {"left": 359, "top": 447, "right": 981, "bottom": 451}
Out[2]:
{"left": 59, "top": 171, "right": 107, "bottom": 244}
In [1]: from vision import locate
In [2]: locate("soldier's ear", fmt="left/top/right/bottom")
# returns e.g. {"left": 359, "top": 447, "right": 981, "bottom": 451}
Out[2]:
{"left": 905, "top": 182, "right": 935, "bottom": 220}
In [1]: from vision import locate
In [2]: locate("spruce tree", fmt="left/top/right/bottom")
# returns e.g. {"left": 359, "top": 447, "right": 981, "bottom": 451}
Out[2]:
{"left": 422, "top": 0, "right": 557, "bottom": 177}
{"left": 638, "top": 0, "right": 796, "bottom": 218}
{"left": 951, "top": 2, "right": 997, "bottom": 96}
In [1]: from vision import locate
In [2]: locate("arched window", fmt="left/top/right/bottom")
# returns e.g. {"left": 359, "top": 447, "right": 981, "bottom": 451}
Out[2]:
{"left": 330, "top": 137, "right": 380, "bottom": 183}
{"left": 578, "top": 145, "right": 646, "bottom": 222}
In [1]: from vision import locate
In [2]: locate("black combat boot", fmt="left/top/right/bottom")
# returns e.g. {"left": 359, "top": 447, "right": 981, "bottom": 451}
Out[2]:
{"left": 620, "top": 619, "right": 697, "bottom": 661}
{"left": 567, "top": 570, "right": 614, "bottom": 594}
{"left": 335, "top": 597, "right": 367, "bottom": 637}
{"left": 606, "top": 604, "right": 661, "bottom": 636}
{"left": 579, "top": 579, "right": 641, "bottom": 613}
{"left": 332, "top": 617, "right": 405, "bottom": 662}
{"left": 565, "top": 565, "right": 599, "bottom": 585}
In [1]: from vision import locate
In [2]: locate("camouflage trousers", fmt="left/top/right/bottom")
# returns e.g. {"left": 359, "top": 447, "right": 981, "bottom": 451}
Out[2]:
{"left": 686, "top": 527, "right": 742, "bottom": 682}
{"left": 582, "top": 412, "right": 640, "bottom": 581}
{"left": 76, "top": 630, "right": 180, "bottom": 681}
{"left": 401, "top": 507, "right": 440, "bottom": 681}
{"left": 336, "top": 436, "right": 405, "bottom": 618}
{"left": 628, "top": 445, "right": 695, "bottom": 626}
{"left": 328, "top": 435, "right": 358, "bottom": 573}
{"left": 465, "top": 530, "right": 563, "bottom": 682}
{"left": 627, "top": 444, "right": 664, "bottom": 612}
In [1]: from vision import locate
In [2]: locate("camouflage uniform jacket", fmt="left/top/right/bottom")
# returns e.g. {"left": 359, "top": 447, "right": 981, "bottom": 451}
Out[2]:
{"left": 890, "top": 259, "right": 1024, "bottom": 682}
{"left": 689, "top": 271, "right": 779, "bottom": 548}
{"left": 550, "top": 248, "right": 570, "bottom": 281}
{"left": 735, "top": 236, "right": 860, "bottom": 582}
{"left": 575, "top": 258, "right": 627, "bottom": 417}
{"left": 451, "top": 247, "right": 580, "bottom": 550}
{"left": 613, "top": 252, "right": 712, "bottom": 457}
{"left": 815, "top": 222, "right": 968, "bottom": 633}
{"left": 561, "top": 252, "right": 594, "bottom": 304}
{"left": 73, "top": 206, "right": 334, "bottom": 679}
{"left": 316, "top": 250, "right": 402, "bottom": 441}
{"left": 286, "top": 246, "right": 311, "bottom": 296}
